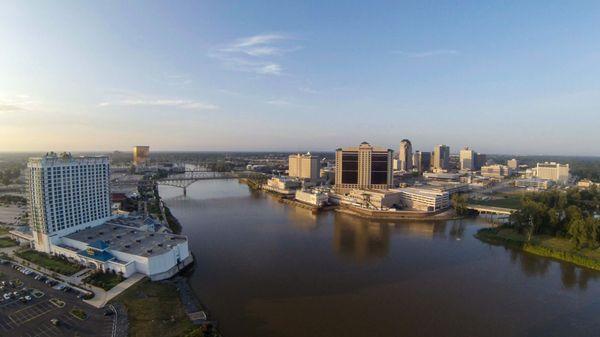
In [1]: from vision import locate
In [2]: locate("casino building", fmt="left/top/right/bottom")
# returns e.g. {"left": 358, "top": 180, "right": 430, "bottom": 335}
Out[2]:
{"left": 25, "top": 152, "right": 192, "bottom": 280}
{"left": 334, "top": 142, "right": 393, "bottom": 193}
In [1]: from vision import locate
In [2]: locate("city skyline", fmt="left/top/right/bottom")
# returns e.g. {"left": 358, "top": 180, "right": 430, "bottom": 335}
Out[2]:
{"left": 1, "top": 1, "right": 600, "bottom": 155}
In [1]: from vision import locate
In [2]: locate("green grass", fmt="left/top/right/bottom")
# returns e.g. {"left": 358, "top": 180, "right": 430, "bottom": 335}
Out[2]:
{"left": 16, "top": 250, "right": 83, "bottom": 276}
{"left": 111, "top": 279, "right": 204, "bottom": 337}
{"left": 476, "top": 227, "right": 600, "bottom": 271}
{"left": 70, "top": 308, "right": 88, "bottom": 320}
{"left": 0, "top": 237, "right": 18, "bottom": 248}
{"left": 0, "top": 226, "right": 10, "bottom": 235}
{"left": 468, "top": 194, "right": 522, "bottom": 209}
{"left": 84, "top": 272, "right": 124, "bottom": 290}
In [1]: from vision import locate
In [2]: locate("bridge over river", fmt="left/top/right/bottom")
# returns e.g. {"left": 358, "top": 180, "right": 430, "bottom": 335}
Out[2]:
{"left": 156, "top": 171, "right": 254, "bottom": 195}
{"left": 466, "top": 204, "right": 517, "bottom": 216}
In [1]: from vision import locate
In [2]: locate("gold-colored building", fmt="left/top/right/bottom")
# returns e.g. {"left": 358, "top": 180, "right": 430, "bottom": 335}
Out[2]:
{"left": 335, "top": 142, "right": 393, "bottom": 193}
{"left": 288, "top": 153, "right": 320, "bottom": 181}
{"left": 133, "top": 146, "right": 150, "bottom": 166}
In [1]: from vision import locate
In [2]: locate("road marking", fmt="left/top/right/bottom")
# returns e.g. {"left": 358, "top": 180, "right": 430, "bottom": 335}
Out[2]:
{"left": 9, "top": 301, "right": 56, "bottom": 325}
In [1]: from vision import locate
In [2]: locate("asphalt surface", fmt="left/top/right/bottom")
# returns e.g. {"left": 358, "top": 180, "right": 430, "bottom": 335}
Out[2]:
{"left": 0, "top": 263, "right": 114, "bottom": 337}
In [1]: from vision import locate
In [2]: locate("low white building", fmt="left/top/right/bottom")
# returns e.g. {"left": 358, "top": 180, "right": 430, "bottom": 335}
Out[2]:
{"left": 295, "top": 189, "right": 330, "bottom": 207}
{"left": 391, "top": 187, "right": 450, "bottom": 212}
{"left": 263, "top": 176, "right": 301, "bottom": 195}
{"left": 53, "top": 216, "right": 192, "bottom": 280}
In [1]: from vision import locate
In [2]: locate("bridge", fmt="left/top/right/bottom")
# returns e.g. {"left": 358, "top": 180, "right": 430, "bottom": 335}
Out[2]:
{"left": 466, "top": 204, "right": 517, "bottom": 216}
{"left": 156, "top": 171, "right": 253, "bottom": 195}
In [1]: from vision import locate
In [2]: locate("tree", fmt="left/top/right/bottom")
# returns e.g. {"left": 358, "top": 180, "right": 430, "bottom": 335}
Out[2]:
{"left": 451, "top": 194, "right": 469, "bottom": 215}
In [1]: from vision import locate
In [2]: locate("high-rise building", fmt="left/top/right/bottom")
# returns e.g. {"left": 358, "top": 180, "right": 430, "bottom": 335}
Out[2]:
{"left": 133, "top": 146, "right": 150, "bottom": 166}
{"left": 398, "top": 139, "right": 413, "bottom": 172}
{"left": 412, "top": 151, "right": 431, "bottom": 173}
{"left": 534, "top": 162, "right": 570, "bottom": 183}
{"left": 476, "top": 153, "right": 487, "bottom": 170}
{"left": 507, "top": 158, "right": 519, "bottom": 170}
{"left": 288, "top": 153, "right": 320, "bottom": 181}
{"left": 432, "top": 145, "right": 450, "bottom": 171}
{"left": 335, "top": 142, "right": 393, "bottom": 193}
{"left": 459, "top": 147, "right": 477, "bottom": 171}
{"left": 27, "top": 153, "right": 111, "bottom": 253}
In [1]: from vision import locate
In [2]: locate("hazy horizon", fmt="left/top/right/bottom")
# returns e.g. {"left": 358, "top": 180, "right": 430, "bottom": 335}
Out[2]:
{"left": 1, "top": 1, "right": 599, "bottom": 155}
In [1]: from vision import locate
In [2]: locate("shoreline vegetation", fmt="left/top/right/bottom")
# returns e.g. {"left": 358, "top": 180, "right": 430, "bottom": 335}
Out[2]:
{"left": 476, "top": 227, "right": 600, "bottom": 271}
{"left": 476, "top": 186, "right": 600, "bottom": 271}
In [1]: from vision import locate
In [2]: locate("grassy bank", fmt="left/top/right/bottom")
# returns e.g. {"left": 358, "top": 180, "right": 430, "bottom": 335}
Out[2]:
{"left": 468, "top": 194, "right": 523, "bottom": 209}
{"left": 0, "top": 237, "right": 18, "bottom": 248}
{"left": 16, "top": 250, "right": 84, "bottom": 275}
{"left": 476, "top": 227, "right": 600, "bottom": 271}
{"left": 112, "top": 279, "right": 205, "bottom": 337}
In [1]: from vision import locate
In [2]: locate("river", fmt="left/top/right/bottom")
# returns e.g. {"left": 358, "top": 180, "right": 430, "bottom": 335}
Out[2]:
{"left": 159, "top": 179, "right": 600, "bottom": 337}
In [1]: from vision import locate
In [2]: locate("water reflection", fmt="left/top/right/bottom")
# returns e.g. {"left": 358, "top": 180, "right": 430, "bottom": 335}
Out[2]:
{"left": 332, "top": 214, "right": 390, "bottom": 262}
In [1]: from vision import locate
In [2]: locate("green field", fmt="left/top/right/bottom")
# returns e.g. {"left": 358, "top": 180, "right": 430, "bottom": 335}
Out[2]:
{"left": 468, "top": 194, "right": 523, "bottom": 209}
{"left": 0, "top": 227, "right": 10, "bottom": 235}
{"left": 476, "top": 227, "right": 600, "bottom": 271}
{"left": 112, "top": 279, "right": 205, "bottom": 337}
{"left": 16, "top": 250, "right": 84, "bottom": 275}
{"left": 0, "top": 237, "right": 18, "bottom": 248}
{"left": 84, "top": 272, "right": 124, "bottom": 290}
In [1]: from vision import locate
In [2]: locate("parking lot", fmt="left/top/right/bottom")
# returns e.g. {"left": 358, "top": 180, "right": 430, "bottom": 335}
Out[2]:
{"left": 0, "top": 262, "right": 114, "bottom": 337}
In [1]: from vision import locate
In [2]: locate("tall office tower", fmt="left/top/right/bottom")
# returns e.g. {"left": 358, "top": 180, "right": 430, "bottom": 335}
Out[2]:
{"left": 412, "top": 151, "right": 431, "bottom": 173}
{"left": 398, "top": 139, "right": 413, "bottom": 172}
{"left": 335, "top": 142, "right": 393, "bottom": 193}
{"left": 133, "top": 146, "right": 150, "bottom": 166}
{"left": 432, "top": 145, "right": 450, "bottom": 171}
{"left": 535, "top": 162, "right": 570, "bottom": 183}
{"left": 507, "top": 158, "right": 519, "bottom": 170}
{"left": 459, "top": 147, "right": 477, "bottom": 171}
{"left": 27, "top": 153, "right": 111, "bottom": 253}
{"left": 288, "top": 152, "right": 320, "bottom": 181}
{"left": 476, "top": 153, "right": 487, "bottom": 170}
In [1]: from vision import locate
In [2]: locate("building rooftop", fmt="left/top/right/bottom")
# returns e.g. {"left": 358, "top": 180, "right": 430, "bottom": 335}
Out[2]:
{"left": 64, "top": 217, "right": 187, "bottom": 257}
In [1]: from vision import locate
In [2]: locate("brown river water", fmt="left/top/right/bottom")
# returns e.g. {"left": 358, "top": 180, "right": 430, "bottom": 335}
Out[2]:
{"left": 159, "top": 179, "right": 600, "bottom": 337}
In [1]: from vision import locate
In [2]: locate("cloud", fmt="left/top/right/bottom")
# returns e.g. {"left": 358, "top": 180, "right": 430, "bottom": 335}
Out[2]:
{"left": 211, "top": 33, "right": 299, "bottom": 75}
{"left": 266, "top": 99, "right": 291, "bottom": 106}
{"left": 392, "top": 49, "right": 459, "bottom": 58}
{"left": 98, "top": 97, "right": 219, "bottom": 111}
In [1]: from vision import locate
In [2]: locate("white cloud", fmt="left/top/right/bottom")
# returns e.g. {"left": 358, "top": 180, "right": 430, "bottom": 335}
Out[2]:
{"left": 211, "top": 33, "right": 299, "bottom": 75}
{"left": 98, "top": 97, "right": 219, "bottom": 111}
{"left": 392, "top": 49, "right": 459, "bottom": 58}
{"left": 266, "top": 99, "right": 291, "bottom": 106}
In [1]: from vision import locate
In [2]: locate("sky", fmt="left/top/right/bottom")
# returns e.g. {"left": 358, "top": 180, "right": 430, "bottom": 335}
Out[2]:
{"left": 1, "top": 1, "right": 599, "bottom": 155}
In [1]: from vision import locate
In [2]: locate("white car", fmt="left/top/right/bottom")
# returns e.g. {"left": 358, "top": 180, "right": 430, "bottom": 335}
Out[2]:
{"left": 3, "top": 293, "right": 10, "bottom": 300}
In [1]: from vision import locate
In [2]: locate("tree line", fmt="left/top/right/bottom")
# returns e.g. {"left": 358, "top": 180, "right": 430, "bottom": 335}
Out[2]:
{"left": 509, "top": 187, "right": 600, "bottom": 248}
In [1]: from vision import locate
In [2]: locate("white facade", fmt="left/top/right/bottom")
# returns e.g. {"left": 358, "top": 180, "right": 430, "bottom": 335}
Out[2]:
{"left": 295, "top": 189, "right": 330, "bottom": 206}
{"left": 392, "top": 187, "right": 450, "bottom": 212}
{"left": 27, "top": 153, "right": 111, "bottom": 253}
{"left": 459, "top": 147, "right": 476, "bottom": 171}
{"left": 398, "top": 139, "right": 413, "bottom": 172}
{"left": 534, "top": 162, "right": 570, "bottom": 183}
{"left": 288, "top": 153, "right": 320, "bottom": 181}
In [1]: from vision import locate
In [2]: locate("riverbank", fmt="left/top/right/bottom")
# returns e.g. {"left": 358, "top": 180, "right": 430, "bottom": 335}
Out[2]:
{"left": 476, "top": 227, "right": 600, "bottom": 271}
{"left": 336, "top": 204, "right": 464, "bottom": 221}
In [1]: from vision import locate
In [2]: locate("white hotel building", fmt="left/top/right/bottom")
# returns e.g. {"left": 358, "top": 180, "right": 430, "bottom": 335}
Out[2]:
{"left": 26, "top": 153, "right": 192, "bottom": 280}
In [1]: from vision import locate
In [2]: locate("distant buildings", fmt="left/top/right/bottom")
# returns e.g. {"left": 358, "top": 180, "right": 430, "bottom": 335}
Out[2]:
{"left": 432, "top": 145, "right": 450, "bottom": 171}
{"left": 398, "top": 139, "right": 413, "bottom": 172}
{"left": 577, "top": 179, "right": 598, "bottom": 189}
{"left": 133, "top": 146, "right": 150, "bottom": 166}
{"left": 480, "top": 164, "right": 512, "bottom": 179}
{"left": 476, "top": 153, "right": 487, "bottom": 170}
{"left": 515, "top": 178, "right": 553, "bottom": 190}
{"left": 507, "top": 158, "right": 519, "bottom": 170}
{"left": 533, "top": 162, "right": 570, "bottom": 184}
{"left": 288, "top": 153, "right": 320, "bottom": 182}
{"left": 412, "top": 151, "right": 431, "bottom": 173}
{"left": 335, "top": 142, "right": 393, "bottom": 193}
{"left": 459, "top": 147, "right": 476, "bottom": 171}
